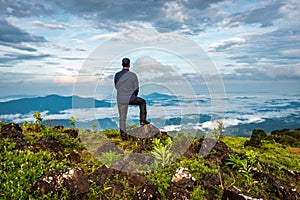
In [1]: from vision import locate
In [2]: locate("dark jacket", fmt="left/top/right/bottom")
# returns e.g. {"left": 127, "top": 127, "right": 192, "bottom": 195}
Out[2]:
{"left": 114, "top": 69, "right": 139, "bottom": 104}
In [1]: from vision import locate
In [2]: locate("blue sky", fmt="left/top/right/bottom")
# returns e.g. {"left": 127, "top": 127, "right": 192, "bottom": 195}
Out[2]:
{"left": 0, "top": 0, "right": 299, "bottom": 98}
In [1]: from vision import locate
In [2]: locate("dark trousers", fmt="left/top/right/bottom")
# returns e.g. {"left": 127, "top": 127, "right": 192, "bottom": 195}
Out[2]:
{"left": 118, "top": 97, "right": 147, "bottom": 132}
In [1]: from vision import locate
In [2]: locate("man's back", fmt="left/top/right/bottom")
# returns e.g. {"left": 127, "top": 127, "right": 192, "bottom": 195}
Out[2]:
{"left": 114, "top": 69, "right": 138, "bottom": 104}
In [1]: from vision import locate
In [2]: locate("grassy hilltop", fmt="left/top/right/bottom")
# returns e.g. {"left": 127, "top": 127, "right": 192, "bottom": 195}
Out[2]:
{"left": 0, "top": 116, "right": 299, "bottom": 199}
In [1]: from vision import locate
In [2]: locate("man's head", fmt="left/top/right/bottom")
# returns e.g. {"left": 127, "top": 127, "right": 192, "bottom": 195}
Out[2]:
{"left": 122, "top": 58, "right": 130, "bottom": 68}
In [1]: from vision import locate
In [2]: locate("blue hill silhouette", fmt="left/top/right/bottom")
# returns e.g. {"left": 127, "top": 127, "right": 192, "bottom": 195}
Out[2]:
{"left": 0, "top": 94, "right": 111, "bottom": 115}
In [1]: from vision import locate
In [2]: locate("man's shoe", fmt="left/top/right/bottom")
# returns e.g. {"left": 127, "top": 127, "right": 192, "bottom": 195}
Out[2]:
{"left": 140, "top": 120, "right": 150, "bottom": 126}
{"left": 121, "top": 135, "right": 128, "bottom": 141}
{"left": 120, "top": 130, "right": 128, "bottom": 141}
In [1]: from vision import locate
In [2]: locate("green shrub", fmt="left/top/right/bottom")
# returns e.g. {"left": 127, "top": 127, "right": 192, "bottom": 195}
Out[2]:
{"left": 0, "top": 139, "right": 69, "bottom": 199}
{"left": 99, "top": 150, "right": 122, "bottom": 167}
{"left": 244, "top": 129, "right": 267, "bottom": 147}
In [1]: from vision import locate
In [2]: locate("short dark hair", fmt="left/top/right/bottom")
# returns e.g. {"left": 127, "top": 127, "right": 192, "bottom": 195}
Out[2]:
{"left": 122, "top": 58, "right": 130, "bottom": 67}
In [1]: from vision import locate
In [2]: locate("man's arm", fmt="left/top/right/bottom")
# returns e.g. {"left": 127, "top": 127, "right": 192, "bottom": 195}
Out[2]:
{"left": 133, "top": 73, "right": 139, "bottom": 96}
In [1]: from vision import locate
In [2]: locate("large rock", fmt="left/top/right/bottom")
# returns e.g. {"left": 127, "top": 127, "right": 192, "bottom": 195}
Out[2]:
{"left": 111, "top": 156, "right": 138, "bottom": 173}
{"left": 35, "top": 167, "right": 89, "bottom": 196}
{"left": 94, "top": 141, "right": 124, "bottom": 157}
{"left": 128, "top": 124, "right": 160, "bottom": 139}
{"left": 127, "top": 124, "right": 170, "bottom": 152}
{"left": 222, "top": 186, "right": 263, "bottom": 200}
{"left": 204, "top": 139, "right": 231, "bottom": 164}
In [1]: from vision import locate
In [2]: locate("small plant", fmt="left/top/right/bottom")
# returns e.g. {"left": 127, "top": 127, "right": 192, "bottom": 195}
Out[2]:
{"left": 70, "top": 116, "right": 75, "bottom": 128}
{"left": 92, "top": 123, "right": 98, "bottom": 132}
{"left": 225, "top": 150, "right": 260, "bottom": 189}
{"left": 22, "top": 121, "right": 28, "bottom": 132}
{"left": 33, "top": 111, "right": 43, "bottom": 125}
{"left": 99, "top": 150, "right": 122, "bottom": 167}
{"left": 151, "top": 138, "right": 173, "bottom": 168}
{"left": 212, "top": 120, "right": 224, "bottom": 138}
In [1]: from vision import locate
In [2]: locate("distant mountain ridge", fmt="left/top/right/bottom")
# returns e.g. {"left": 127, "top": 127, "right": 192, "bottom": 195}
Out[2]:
{"left": 142, "top": 92, "right": 177, "bottom": 99}
{"left": 0, "top": 93, "right": 176, "bottom": 116}
{"left": 0, "top": 94, "right": 111, "bottom": 115}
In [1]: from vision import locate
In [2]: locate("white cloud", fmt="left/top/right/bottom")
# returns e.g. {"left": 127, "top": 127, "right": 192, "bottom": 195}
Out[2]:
{"left": 30, "top": 20, "right": 66, "bottom": 29}
{"left": 276, "top": 0, "right": 300, "bottom": 27}
{"left": 71, "top": 38, "right": 85, "bottom": 45}
{"left": 210, "top": 37, "right": 246, "bottom": 51}
{"left": 162, "top": 1, "right": 186, "bottom": 23}
{"left": 89, "top": 33, "right": 116, "bottom": 41}
{"left": 281, "top": 49, "right": 300, "bottom": 58}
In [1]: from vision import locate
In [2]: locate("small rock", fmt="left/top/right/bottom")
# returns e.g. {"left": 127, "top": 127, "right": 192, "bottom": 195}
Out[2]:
{"left": 201, "top": 173, "right": 220, "bottom": 189}
{"left": 133, "top": 180, "right": 162, "bottom": 200}
{"left": 36, "top": 167, "right": 89, "bottom": 196}
{"left": 171, "top": 167, "right": 195, "bottom": 189}
{"left": 53, "top": 125, "right": 64, "bottom": 130}
{"left": 10, "top": 138, "right": 37, "bottom": 152}
{"left": 253, "top": 171, "right": 300, "bottom": 200}
{"left": 88, "top": 165, "right": 117, "bottom": 187}
{"left": 0, "top": 122, "right": 24, "bottom": 139}
{"left": 204, "top": 140, "right": 231, "bottom": 164}
{"left": 124, "top": 173, "right": 148, "bottom": 188}
{"left": 166, "top": 167, "right": 195, "bottom": 200}
{"left": 94, "top": 142, "right": 124, "bottom": 157}
{"left": 111, "top": 156, "right": 137, "bottom": 173}
{"left": 66, "top": 149, "right": 80, "bottom": 163}
{"left": 106, "top": 182, "right": 125, "bottom": 197}
{"left": 222, "top": 186, "right": 263, "bottom": 200}
{"left": 36, "top": 137, "right": 64, "bottom": 153}
{"left": 63, "top": 128, "right": 79, "bottom": 138}
{"left": 166, "top": 186, "right": 190, "bottom": 200}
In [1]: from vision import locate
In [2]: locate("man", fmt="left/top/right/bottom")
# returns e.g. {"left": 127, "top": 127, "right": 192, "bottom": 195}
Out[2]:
{"left": 114, "top": 58, "right": 150, "bottom": 140}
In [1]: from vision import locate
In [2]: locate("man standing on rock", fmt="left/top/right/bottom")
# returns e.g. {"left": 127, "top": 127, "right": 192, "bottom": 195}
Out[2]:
{"left": 114, "top": 58, "right": 150, "bottom": 140}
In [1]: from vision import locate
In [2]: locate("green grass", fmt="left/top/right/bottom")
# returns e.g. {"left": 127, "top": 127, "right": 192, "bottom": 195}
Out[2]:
{"left": 1, "top": 121, "right": 299, "bottom": 199}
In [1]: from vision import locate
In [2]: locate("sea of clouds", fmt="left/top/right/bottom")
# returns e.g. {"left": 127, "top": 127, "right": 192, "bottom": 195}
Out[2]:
{"left": 1, "top": 93, "right": 299, "bottom": 137}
